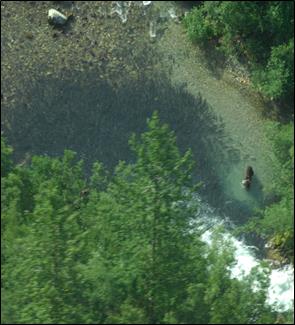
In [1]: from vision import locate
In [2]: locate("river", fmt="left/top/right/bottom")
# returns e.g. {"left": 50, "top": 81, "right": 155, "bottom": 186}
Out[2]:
{"left": 1, "top": 0, "right": 293, "bottom": 312}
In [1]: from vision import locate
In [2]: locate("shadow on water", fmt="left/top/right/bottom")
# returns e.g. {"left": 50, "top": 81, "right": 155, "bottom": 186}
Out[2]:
{"left": 248, "top": 174, "right": 264, "bottom": 203}
{"left": 2, "top": 67, "right": 263, "bottom": 225}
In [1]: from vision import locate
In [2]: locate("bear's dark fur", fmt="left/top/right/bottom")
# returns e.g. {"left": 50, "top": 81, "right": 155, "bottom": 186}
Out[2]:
{"left": 242, "top": 166, "right": 254, "bottom": 189}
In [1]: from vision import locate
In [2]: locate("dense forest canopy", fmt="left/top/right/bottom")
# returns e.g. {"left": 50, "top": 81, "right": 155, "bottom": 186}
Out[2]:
{"left": 1, "top": 113, "right": 293, "bottom": 324}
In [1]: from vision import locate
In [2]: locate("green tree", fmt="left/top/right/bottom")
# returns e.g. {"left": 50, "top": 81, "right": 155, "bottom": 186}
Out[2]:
{"left": 261, "top": 122, "right": 294, "bottom": 262}
{"left": 2, "top": 151, "right": 92, "bottom": 323}
{"left": 1, "top": 136, "right": 13, "bottom": 177}
{"left": 253, "top": 39, "right": 294, "bottom": 100}
{"left": 83, "top": 111, "right": 206, "bottom": 323}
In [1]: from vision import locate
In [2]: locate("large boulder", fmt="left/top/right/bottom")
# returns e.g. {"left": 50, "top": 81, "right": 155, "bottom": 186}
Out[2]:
{"left": 48, "top": 9, "right": 68, "bottom": 27}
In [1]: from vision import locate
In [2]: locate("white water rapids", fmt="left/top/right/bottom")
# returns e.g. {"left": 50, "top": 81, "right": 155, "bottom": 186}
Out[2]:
{"left": 194, "top": 195, "right": 294, "bottom": 312}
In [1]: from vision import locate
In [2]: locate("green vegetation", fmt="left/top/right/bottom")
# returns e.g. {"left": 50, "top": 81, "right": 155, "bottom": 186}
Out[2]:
{"left": 1, "top": 114, "right": 292, "bottom": 324}
{"left": 183, "top": 1, "right": 294, "bottom": 101}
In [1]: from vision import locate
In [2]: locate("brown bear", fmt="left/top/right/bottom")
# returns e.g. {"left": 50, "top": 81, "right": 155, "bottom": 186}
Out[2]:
{"left": 242, "top": 166, "right": 254, "bottom": 189}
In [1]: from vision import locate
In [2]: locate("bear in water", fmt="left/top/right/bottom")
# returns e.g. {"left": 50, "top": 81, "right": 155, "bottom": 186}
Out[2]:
{"left": 242, "top": 166, "right": 254, "bottom": 189}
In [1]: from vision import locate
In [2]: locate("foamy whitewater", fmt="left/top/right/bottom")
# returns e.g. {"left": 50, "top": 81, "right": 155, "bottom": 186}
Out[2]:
{"left": 194, "top": 194, "right": 294, "bottom": 312}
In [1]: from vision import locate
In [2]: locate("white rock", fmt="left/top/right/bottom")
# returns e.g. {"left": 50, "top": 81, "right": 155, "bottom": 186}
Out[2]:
{"left": 48, "top": 9, "right": 68, "bottom": 26}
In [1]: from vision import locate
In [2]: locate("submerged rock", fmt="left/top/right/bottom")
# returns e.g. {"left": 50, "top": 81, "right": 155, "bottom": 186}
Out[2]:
{"left": 149, "top": 21, "right": 156, "bottom": 38}
{"left": 48, "top": 9, "right": 68, "bottom": 27}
